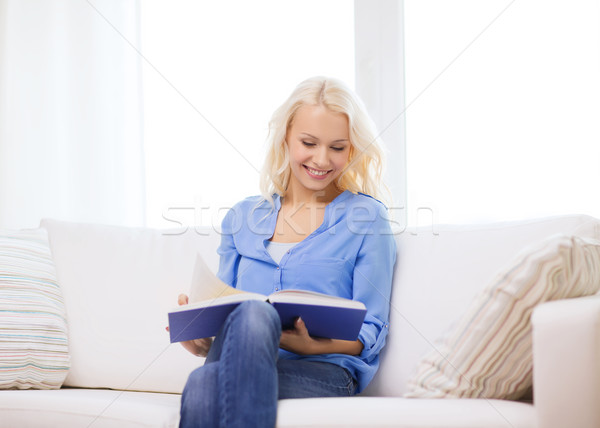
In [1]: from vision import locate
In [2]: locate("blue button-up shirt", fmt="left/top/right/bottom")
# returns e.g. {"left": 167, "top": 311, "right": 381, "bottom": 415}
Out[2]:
{"left": 216, "top": 190, "right": 396, "bottom": 392}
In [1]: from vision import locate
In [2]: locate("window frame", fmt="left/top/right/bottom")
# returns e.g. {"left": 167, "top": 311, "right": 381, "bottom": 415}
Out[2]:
{"left": 354, "top": 0, "right": 407, "bottom": 223}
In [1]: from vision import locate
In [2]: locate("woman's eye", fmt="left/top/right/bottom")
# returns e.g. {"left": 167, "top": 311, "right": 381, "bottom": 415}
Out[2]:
{"left": 331, "top": 146, "right": 346, "bottom": 152}
{"left": 302, "top": 141, "right": 316, "bottom": 147}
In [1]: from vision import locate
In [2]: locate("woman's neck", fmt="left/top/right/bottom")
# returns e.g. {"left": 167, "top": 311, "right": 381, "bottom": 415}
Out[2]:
{"left": 284, "top": 183, "right": 342, "bottom": 209}
{"left": 270, "top": 184, "right": 343, "bottom": 243}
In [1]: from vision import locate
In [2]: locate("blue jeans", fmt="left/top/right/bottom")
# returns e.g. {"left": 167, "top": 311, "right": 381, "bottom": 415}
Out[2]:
{"left": 179, "top": 300, "right": 357, "bottom": 428}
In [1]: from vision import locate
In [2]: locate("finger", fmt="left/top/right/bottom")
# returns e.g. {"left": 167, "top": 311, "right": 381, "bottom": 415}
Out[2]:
{"left": 178, "top": 294, "right": 189, "bottom": 306}
{"left": 295, "top": 317, "right": 309, "bottom": 334}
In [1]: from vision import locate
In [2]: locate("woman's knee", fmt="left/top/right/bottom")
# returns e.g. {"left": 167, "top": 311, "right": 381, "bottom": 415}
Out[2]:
{"left": 234, "top": 300, "right": 281, "bottom": 336}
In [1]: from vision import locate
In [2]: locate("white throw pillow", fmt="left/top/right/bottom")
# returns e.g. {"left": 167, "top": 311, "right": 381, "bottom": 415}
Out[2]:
{"left": 40, "top": 219, "right": 219, "bottom": 393}
{"left": 0, "top": 228, "right": 70, "bottom": 389}
{"left": 405, "top": 234, "right": 600, "bottom": 400}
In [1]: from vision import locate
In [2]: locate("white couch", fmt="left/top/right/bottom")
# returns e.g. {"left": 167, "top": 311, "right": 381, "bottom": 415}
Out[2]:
{"left": 2, "top": 214, "right": 600, "bottom": 428}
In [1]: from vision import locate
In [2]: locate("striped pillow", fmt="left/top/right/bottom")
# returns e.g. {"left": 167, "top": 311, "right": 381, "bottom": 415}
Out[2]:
{"left": 405, "top": 234, "right": 600, "bottom": 400}
{"left": 0, "top": 228, "right": 70, "bottom": 389}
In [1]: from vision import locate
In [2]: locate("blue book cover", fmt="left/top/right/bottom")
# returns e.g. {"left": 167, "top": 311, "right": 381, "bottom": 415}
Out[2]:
{"left": 271, "top": 301, "right": 366, "bottom": 341}
{"left": 168, "top": 293, "right": 367, "bottom": 343}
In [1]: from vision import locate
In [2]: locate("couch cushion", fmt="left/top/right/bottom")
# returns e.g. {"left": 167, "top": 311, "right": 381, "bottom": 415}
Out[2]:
{"left": 405, "top": 234, "right": 600, "bottom": 399}
{"left": 0, "top": 389, "right": 534, "bottom": 428}
{"left": 365, "top": 214, "right": 600, "bottom": 397}
{"left": 40, "top": 219, "right": 220, "bottom": 394}
{"left": 276, "top": 397, "right": 535, "bottom": 428}
{"left": 0, "top": 388, "right": 180, "bottom": 428}
{"left": 0, "top": 228, "right": 69, "bottom": 389}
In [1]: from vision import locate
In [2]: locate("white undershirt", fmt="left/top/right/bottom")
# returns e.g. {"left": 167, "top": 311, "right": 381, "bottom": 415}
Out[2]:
{"left": 265, "top": 240, "right": 296, "bottom": 264}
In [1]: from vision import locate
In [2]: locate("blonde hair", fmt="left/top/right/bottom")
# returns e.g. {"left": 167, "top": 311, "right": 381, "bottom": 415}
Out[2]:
{"left": 259, "top": 76, "right": 388, "bottom": 206}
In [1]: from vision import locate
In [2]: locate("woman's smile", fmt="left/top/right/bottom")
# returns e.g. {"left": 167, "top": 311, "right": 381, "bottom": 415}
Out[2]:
{"left": 303, "top": 165, "right": 332, "bottom": 179}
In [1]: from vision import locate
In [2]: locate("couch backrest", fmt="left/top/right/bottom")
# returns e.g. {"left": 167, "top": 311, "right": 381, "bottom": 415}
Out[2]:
{"left": 363, "top": 214, "right": 600, "bottom": 396}
{"left": 41, "top": 215, "right": 600, "bottom": 396}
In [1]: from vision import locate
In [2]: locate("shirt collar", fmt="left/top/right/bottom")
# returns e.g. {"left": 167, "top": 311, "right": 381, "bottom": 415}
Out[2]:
{"left": 272, "top": 190, "right": 353, "bottom": 231}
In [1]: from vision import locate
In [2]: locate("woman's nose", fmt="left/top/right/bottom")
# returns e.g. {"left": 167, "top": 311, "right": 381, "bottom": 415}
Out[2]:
{"left": 313, "top": 146, "right": 329, "bottom": 167}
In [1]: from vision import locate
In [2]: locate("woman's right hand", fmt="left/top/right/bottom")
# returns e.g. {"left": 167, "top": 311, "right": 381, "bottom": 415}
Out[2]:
{"left": 175, "top": 294, "right": 213, "bottom": 357}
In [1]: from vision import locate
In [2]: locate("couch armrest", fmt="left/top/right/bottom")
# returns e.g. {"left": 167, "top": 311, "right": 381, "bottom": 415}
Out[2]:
{"left": 532, "top": 294, "right": 600, "bottom": 428}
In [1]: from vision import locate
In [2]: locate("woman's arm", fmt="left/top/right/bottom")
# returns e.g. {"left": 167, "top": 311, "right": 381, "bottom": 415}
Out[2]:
{"left": 350, "top": 203, "right": 396, "bottom": 362}
{"left": 279, "top": 317, "right": 364, "bottom": 356}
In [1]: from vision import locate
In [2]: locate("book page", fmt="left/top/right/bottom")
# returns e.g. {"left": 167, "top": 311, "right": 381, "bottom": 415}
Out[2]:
{"left": 268, "top": 289, "right": 366, "bottom": 310}
{"left": 188, "top": 253, "right": 245, "bottom": 303}
{"left": 171, "top": 292, "right": 265, "bottom": 313}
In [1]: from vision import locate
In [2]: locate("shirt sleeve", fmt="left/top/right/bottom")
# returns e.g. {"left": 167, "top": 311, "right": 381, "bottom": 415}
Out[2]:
{"left": 216, "top": 206, "right": 241, "bottom": 288}
{"left": 353, "top": 203, "right": 396, "bottom": 362}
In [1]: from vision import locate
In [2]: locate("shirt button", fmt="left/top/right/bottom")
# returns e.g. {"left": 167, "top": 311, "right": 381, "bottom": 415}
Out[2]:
{"left": 276, "top": 267, "right": 280, "bottom": 270}
{"left": 275, "top": 287, "right": 279, "bottom": 291}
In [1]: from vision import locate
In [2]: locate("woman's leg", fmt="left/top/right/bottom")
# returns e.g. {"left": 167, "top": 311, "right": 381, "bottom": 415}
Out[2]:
{"left": 179, "top": 362, "right": 220, "bottom": 428}
{"left": 277, "top": 359, "right": 358, "bottom": 399}
{"left": 180, "top": 300, "right": 281, "bottom": 428}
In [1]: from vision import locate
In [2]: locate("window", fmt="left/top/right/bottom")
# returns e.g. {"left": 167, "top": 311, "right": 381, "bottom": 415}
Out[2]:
{"left": 404, "top": 0, "right": 600, "bottom": 224}
{"left": 141, "top": 1, "right": 594, "bottom": 229}
{"left": 141, "top": 1, "right": 355, "bottom": 228}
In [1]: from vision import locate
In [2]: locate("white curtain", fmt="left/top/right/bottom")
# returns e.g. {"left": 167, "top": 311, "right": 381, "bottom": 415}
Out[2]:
{"left": 0, "top": 0, "right": 144, "bottom": 229}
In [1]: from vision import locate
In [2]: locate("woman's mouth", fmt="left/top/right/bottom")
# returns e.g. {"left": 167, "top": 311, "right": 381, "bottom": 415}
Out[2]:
{"left": 303, "top": 165, "right": 331, "bottom": 179}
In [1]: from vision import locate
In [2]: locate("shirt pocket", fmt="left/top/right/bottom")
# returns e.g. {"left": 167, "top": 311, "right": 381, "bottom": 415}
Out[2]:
{"left": 290, "top": 254, "right": 354, "bottom": 299}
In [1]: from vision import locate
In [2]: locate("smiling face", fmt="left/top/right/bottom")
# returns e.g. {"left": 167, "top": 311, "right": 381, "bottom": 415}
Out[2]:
{"left": 285, "top": 104, "right": 351, "bottom": 202}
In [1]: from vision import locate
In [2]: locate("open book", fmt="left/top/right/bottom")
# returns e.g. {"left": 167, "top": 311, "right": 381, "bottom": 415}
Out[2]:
{"left": 168, "top": 254, "right": 367, "bottom": 343}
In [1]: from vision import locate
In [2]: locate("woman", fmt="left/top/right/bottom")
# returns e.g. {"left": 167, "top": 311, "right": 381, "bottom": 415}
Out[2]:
{"left": 178, "top": 76, "right": 396, "bottom": 428}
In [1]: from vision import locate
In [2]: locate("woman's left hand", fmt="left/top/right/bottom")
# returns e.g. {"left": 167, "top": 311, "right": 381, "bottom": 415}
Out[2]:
{"left": 279, "top": 317, "right": 364, "bottom": 356}
{"left": 279, "top": 317, "right": 329, "bottom": 355}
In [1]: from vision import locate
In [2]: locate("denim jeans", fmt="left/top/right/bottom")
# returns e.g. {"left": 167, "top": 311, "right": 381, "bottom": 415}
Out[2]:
{"left": 179, "top": 300, "right": 357, "bottom": 428}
